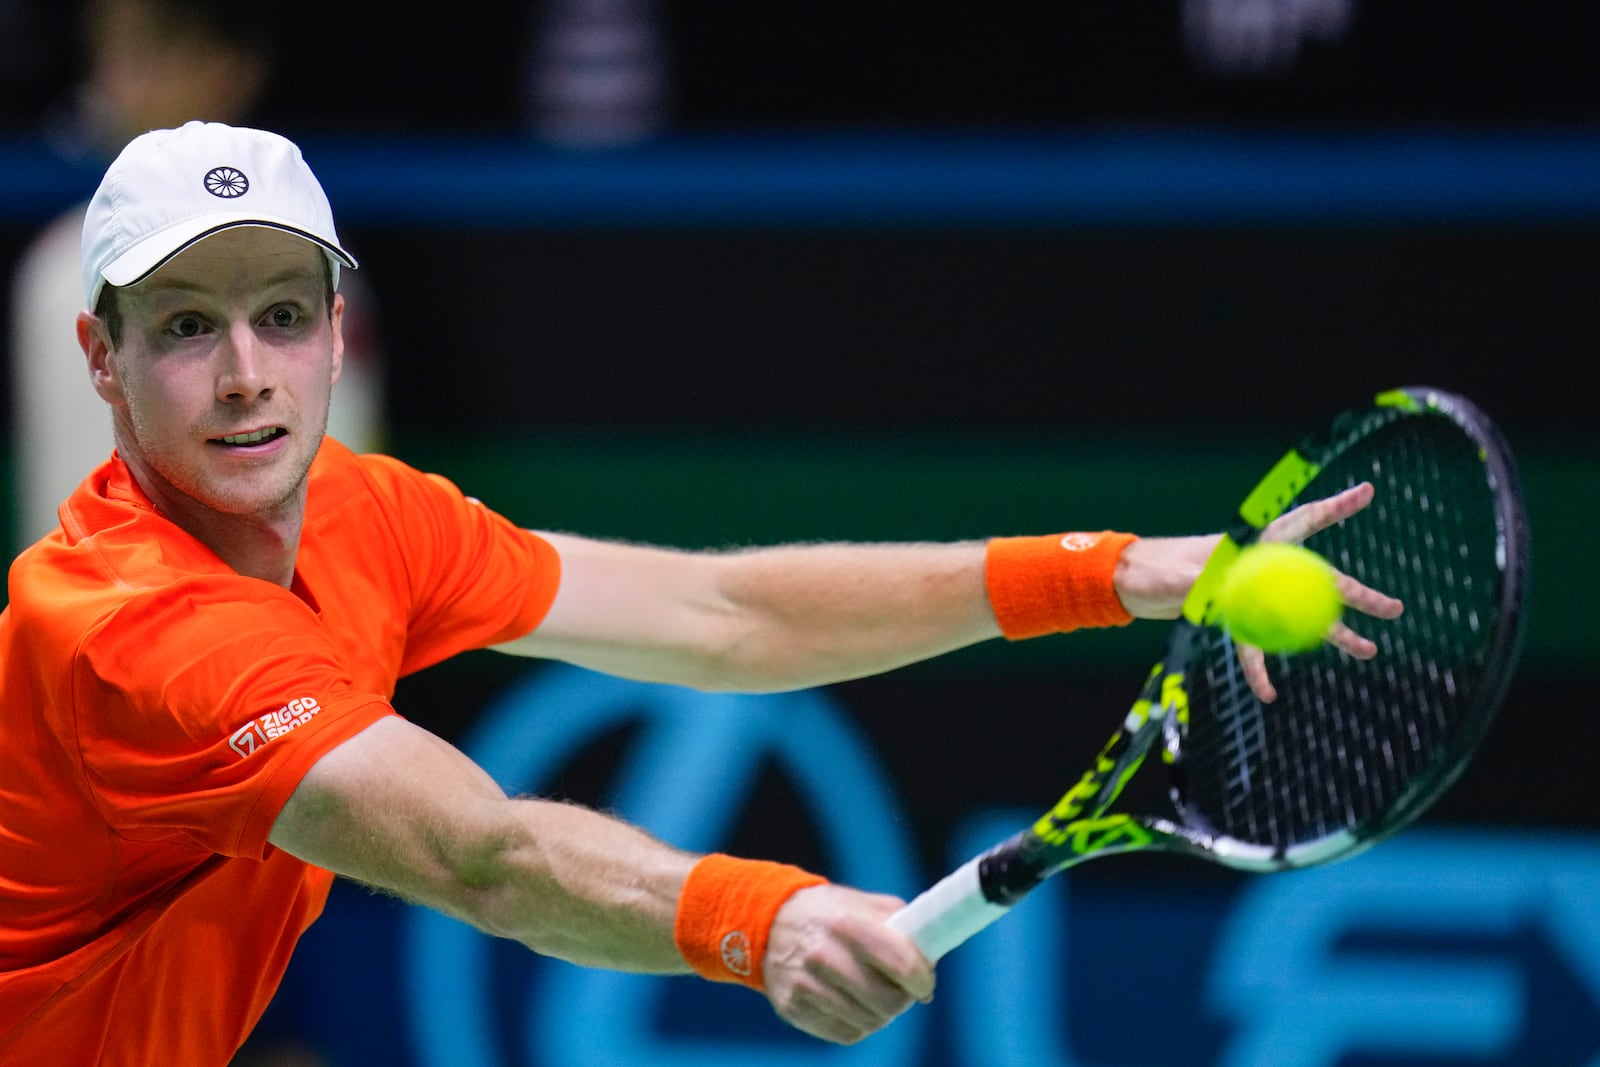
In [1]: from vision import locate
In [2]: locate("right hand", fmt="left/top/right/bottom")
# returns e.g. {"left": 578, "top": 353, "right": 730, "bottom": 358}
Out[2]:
{"left": 761, "top": 883, "right": 936, "bottom": 1044}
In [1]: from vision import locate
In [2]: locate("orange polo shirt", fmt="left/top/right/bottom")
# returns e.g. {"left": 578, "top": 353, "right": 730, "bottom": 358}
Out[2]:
{"left": 0, "top": 438, "right": 560, "bottom": 1064}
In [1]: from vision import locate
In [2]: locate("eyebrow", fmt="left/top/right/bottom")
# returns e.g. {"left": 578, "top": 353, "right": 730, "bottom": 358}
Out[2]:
{"left": 138, "top": 266, "right": 323, "bottom": 298}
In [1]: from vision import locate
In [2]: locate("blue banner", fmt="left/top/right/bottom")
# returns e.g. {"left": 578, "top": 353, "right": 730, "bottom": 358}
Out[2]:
{"left": 258, "top": 666, "right": 1600, "bottom": 1066}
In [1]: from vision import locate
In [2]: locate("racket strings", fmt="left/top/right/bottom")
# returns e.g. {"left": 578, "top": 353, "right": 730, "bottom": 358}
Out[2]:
{"left": 1175, "top": 415, "right": 1508, "bottom": 855}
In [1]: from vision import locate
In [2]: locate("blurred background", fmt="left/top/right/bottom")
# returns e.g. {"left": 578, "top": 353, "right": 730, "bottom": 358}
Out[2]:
{"left": 2, "top": 2, "right": 1597, "bottom": 1064}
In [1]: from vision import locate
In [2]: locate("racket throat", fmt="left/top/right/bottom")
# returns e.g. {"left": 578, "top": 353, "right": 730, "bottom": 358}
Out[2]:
{"left": 976, "top": 830, "right": 1056, "bottom": 906}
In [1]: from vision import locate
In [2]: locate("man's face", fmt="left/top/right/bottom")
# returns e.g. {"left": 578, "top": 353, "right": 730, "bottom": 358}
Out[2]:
{"left": 86, "top": 227, "right": 345, "bottom": 524}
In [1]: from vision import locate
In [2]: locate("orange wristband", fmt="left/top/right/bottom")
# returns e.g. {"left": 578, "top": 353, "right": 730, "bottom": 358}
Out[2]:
{"left": 986, "top": 531, "right": 1138, "bottom": 639}
{"left": 674, "top": 854, "right": 827, "bottom": 990}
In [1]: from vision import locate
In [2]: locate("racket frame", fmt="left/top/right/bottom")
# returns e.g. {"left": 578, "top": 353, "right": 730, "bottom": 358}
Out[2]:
{"left": 887, "top": 386, "right": 1529, "bottom": 962}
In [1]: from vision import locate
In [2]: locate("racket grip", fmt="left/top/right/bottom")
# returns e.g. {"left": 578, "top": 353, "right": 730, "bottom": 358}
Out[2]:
{"left": 886, "top": 855, "right": 1012, "bottom": 963}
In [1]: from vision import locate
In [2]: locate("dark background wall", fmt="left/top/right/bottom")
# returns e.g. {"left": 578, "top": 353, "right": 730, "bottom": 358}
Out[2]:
{"left": 10, "top": 2, "right": 1599, "bottom": 131}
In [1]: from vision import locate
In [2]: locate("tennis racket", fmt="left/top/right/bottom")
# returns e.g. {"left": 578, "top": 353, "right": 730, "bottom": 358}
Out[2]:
{"left": 887, "top": 385, "right": 1530, "bottom": 962}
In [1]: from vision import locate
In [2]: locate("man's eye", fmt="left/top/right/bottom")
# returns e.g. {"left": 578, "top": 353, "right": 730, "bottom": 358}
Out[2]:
{"left": 169, "top": 315, "right": 206, "bottom": 338}
{"left": 267, "top": 305, "right": 302, "bottom": 328}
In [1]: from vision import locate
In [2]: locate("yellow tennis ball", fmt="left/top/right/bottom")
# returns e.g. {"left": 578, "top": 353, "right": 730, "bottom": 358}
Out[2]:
{"left": 1217, "top": 542, "right": 1342, "bottom": 653}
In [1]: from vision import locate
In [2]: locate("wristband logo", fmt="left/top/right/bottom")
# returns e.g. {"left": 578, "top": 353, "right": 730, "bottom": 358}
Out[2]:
{"left": 720, "top": 931, "right": 753, "bottom": 977}
{"left": 1060, "top": 532, "right": 1101, "bottom": 552}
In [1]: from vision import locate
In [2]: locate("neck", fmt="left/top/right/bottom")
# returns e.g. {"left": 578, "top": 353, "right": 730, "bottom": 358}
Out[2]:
{"left": 118, "top": 451, "right": 307, "bottom": 589}
{"left": 184, "top": 509, "right": 303, "bottom": 588}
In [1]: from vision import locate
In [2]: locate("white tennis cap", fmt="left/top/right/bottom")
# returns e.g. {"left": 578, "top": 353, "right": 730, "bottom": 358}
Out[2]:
{"left": 81, "top": 120, "right": 357, "bottom": 310}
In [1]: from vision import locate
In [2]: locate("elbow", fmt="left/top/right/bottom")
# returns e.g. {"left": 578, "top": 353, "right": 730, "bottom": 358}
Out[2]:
{"left": 670, "top": 635, "right": 815, "bottom": 694}
{"left": 634, "top": 610, "right": 799, "bottom": 694}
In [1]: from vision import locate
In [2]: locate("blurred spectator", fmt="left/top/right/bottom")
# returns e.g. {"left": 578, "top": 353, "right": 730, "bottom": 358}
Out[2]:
{"left": 9, "top": 0, "right": 385, "bottom": 554}
{"left": 522, "top": 0, "right": 674, "bottom": 145}
{"left": 1182, "top": 0, "right": 1358, "bottom": 77}
{"left": 36, "top": 0, "right": 273, "bottom": 161}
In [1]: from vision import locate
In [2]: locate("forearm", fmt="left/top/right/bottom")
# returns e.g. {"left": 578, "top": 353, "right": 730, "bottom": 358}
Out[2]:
{"left": 504, "top": 529, "right": 1210, "bottom": 692}
{"left": 271, "top": 718, "right": 694, "bottom": 972}
{"left": 273, "top": 719, "right": 930, "bottom": 1044}
{"left": 508, "top": 535, "right": 1000, "bottom": 692}
{"left": 704, "top": 541, "right": 1000, "bottom": 691}
{"left": 457, "top": 799, "right": 694, "bottom": 971}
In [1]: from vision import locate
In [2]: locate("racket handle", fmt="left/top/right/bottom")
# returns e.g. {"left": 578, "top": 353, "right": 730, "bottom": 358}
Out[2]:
{"left": 886, "top": 855, "right": 1012, "bottom": 963}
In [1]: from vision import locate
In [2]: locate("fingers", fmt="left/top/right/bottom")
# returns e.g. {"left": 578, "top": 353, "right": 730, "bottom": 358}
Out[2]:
{"left": 1336, "top": 570, "right": 1405, "bottom": 623}
{"left": 1241, "top": 480, "right": 1407, "bottom": 702}
{"left": 764, "top": 886, "right": 935, "bottom": 1045}
{"left": 772, "top": 937, "right": 921, "bottom": 1043}
{"left": 1326, "top": 618, "right": 1378, "bottom": 659}
{"left": 1262, "top": 481, "right": 1375, "bottom": 545}
{"left": 1242, "top": 617, "right": 1393, "bottom": 702}
{"left": 1239, "top": 643, "right": 1278, "bottom": 704}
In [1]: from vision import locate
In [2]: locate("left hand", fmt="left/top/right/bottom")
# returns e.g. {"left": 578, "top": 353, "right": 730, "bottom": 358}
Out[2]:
{"left": 1242, "top": 481, "right": 1404, "bottom": 702}
{"left": 1113, "top": 482, "right": 1405, "bottom": 703}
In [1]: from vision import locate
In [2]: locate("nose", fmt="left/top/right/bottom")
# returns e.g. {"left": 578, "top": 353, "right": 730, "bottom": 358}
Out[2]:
{"left": 216, "top": 320, "right": 274, "bottom": 403}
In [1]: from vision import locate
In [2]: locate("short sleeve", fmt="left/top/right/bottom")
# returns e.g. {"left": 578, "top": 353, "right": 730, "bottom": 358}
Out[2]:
{"left": 70, "top": 575, "right": 396, "bottom": 859}
{"left": 351, "top": 454, "right": 561, "bottom": 675}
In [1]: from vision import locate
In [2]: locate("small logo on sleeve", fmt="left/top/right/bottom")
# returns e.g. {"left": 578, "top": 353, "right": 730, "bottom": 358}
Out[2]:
{"left": 229, "top": 696, "right": 324, "bottom": 758}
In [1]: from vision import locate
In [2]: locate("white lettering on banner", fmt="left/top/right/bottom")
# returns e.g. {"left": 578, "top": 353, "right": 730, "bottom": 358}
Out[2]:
{"left": 228, "top": 696, "right": 324, "bottom": 758}
{"left": 943, "top": 816, "right": 1600, "bottom": 1067}
{"left": 1209, "top": 830, "right": 1600, "bottom": 1067}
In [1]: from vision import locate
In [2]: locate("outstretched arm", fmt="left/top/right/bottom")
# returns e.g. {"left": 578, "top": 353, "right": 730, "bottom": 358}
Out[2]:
{"left": 268, "top": 716, "right": 933, "bottom": 1043}
{"left": 497, "top": 535, "right": 1001, "bottom": 692}
{"left": 270, "top": 716, "right": 688, "bottom": 968}
{"left": 494, "top": 483, "right": 1400, "bottom": 698}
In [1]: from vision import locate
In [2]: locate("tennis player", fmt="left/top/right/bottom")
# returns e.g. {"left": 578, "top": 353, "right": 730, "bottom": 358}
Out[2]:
{"left": 0, "top": 121, "right": 1395, "bottom": 1064}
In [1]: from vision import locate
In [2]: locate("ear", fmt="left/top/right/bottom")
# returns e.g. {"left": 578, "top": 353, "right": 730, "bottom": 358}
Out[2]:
{"left": 79, "top": 310, "right": 124, "bottom": 405}
{"left": 329, "top": 291, "right": 347, "bottom": 386}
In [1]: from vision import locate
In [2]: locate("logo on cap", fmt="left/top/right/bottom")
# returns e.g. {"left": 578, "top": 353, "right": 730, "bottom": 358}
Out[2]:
{"left": 204, "top": 166, "right": 249, "bottom": 199}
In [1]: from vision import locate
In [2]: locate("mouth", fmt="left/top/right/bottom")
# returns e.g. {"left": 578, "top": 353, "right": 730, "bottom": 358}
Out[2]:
{"left": 211, "top": 427, "right": 287, "bottom": 448}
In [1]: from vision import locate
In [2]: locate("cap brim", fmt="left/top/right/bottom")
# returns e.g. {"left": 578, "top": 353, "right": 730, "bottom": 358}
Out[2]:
{"left": 100, "top": 213, "right": 358, "bottom": 289}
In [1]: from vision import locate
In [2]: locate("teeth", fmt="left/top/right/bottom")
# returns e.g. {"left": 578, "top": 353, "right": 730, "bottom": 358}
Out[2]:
{"left": 219, "top": 428, "right": 278, "bottom": 445}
